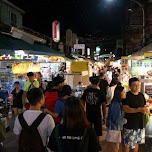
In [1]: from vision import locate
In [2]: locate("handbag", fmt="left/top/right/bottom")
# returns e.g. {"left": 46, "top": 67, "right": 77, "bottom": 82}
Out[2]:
{"left": 106, "top": 101, "right": 122, "bottom": 143}
{"left": 106, "top": 130, "right": 121, "bottom": 143}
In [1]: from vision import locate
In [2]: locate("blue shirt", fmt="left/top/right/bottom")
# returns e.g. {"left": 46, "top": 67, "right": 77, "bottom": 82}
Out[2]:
{"left": 54, "top": 99, "right": 64, "bottom": 116}
{"left": 106, "top": 100, "right": 125, "bottom": 131}
{"left": 12, "top": 78, "right": 25, "bottom": 91}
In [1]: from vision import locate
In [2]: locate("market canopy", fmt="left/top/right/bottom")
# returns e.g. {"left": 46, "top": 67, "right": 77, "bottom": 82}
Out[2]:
{"left": 131, "top": 42, "right": 152, "bottom": 57}
{"left": 0, "top": 32, "right": 64, "bottom": 56}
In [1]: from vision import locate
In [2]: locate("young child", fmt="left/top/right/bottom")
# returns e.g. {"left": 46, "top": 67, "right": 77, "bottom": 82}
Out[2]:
{"left": 13, "top": 88, "right": 55, "bottom": 151}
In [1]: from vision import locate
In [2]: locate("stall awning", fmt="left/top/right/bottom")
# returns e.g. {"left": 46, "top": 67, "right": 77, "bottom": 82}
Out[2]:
{"left": 0, "top": 32, "right": 64, "bottom": 56}
{"left": 131, "top": 43, "right": 152, "bottom": 57}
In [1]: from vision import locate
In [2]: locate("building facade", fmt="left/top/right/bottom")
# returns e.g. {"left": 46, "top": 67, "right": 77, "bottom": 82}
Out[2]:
{"left": 124, "top": 0, "right": 152, "bottom": 55}
{"left": 0, "top": 0, "right": 24, "bottom": 28}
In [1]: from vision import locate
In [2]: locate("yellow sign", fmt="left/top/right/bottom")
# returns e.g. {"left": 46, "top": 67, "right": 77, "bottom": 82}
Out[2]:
{"left": 144, "top": 53, "right": 152, "bottom": 58}
{"left": 12, "top": 62, "right": 40, "bottom": 74}
{"left": 71, "top": 61, "right": 88, "bottom": 73}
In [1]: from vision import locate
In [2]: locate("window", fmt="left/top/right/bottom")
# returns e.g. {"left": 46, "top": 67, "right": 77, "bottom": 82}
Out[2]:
{"left": 11, "top": 13, "right": 17, "bottom": 27}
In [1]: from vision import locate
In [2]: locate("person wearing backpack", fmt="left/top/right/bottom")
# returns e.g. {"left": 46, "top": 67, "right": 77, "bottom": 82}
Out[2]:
{"left": 47, "top": 96, "right": 100, "bottom": 152}
{"left": 44, "top": 75, "right": 65, "bottom": 124}
{"left": 13, "top": 88, "right": 55, "bottom": 152}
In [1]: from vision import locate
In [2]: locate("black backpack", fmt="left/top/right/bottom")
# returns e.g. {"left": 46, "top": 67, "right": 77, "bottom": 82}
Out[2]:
{"left": 18, "top": 113, "right": 47, "bottom": 152}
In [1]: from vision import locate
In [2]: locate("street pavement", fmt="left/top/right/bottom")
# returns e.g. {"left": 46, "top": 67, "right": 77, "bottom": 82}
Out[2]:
{"left": 2, "top": 116, "right": 152, "bottom": 152}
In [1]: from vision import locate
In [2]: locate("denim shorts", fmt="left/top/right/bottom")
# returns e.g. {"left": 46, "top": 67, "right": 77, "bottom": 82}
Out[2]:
{"left": 123, "top": 128, "right": 145, "bottom": 149}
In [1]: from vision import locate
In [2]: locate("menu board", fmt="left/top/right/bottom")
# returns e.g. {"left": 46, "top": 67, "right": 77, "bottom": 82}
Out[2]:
{"left": 132, "top": 60, "right": 152, "bottom": 76}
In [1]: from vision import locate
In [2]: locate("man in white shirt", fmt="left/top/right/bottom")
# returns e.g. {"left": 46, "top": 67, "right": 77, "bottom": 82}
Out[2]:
{"left": 13, "top": 88, "right": 55, "bottom": 149}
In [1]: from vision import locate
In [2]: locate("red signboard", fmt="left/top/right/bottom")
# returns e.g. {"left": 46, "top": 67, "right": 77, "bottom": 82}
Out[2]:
{"left": 52, "top": 20, "right": 60, "bottom": 42}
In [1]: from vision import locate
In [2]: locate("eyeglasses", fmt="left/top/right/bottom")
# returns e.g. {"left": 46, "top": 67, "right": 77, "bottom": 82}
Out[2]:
{"left": 131, "top": 85, "right": 140, "bottom": 87}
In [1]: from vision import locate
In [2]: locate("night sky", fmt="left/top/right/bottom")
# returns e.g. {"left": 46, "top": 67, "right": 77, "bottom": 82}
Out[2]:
{"left": 8, "top": 0, "right": 129, "bottom": 37}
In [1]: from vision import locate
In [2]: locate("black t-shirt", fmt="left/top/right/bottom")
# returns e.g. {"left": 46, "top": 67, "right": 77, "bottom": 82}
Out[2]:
{"left": 122, "top": 91, "right": 146, "bottom": 129}
{"left": 48, "top": 125, "right": 99, "bottom": 152}
{"left": 99, "top": 79, "right": 109, "bottom": 95}
{"left": 11, "top": 89, "right": 23, "bottom": 103}
{"left": 82, "top": 88, "right": 106, "bottom": 120}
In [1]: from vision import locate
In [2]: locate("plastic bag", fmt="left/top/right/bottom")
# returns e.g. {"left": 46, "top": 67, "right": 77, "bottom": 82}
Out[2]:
{"left": 145, "top": 112, "right": 150, "bottom": 127}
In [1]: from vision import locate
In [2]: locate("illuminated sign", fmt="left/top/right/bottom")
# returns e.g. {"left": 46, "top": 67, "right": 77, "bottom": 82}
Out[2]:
{"left": 52, "top": 20, "right": 60, "bottom": 42}
{"left": 12, "top": 62, "right": 40, "bottom": 74}
{"left": 74, "top": 44, "right": 85, "bottom": 49}
{"left": 96, "top": 46, "right": 100, "bottom": 55}
{"left": 71, "top": 61, "right": 88, "bottom": 73}
{"left": 132, "top": 60, "right": 152, "bottom": 76}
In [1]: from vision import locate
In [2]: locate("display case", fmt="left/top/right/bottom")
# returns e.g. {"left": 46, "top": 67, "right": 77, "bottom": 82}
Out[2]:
{"left": 0, "top": 67, "right": 14, "bottom": 93}
{"left": 40, "top": 62, "right": 64, "bottom": 81}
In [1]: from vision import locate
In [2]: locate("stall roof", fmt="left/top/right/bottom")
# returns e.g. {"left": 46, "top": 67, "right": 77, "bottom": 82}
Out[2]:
{"left": 0, "top": 32, "right": 64, "bottom": 56}
{"left": 131, "top": 43, "right": 152, "bottom": 56}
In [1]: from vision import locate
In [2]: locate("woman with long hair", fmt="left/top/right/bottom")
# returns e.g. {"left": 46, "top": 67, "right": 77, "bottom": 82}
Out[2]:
{"left": 48, "top": 96, "right": 100, "bottom": 152}
{"left": 106, "top": 78, "right": 119, "bottom": 106}
{"left": 106, "top": 86, "right": 127, "bottom": 152}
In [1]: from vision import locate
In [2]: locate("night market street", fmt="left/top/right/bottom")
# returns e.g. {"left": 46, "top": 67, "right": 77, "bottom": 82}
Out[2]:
{"left": 1, "top": 0, "right": 152, "bottom": 152}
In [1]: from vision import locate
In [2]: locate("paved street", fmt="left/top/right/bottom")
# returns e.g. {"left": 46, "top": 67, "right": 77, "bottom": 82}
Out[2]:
{"left": 1, "top": 116, "right": 152, "bottom": 152}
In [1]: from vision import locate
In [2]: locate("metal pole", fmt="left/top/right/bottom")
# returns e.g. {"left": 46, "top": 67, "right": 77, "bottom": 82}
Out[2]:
{"left": 131, "top": 0, "right": 145, "bottom": 44}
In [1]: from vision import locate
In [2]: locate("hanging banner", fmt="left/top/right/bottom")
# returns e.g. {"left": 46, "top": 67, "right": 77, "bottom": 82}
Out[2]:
{"left": 52, "top": 20, "right": 60, "bottom": 42}
{"left": 12, "top": 62, "right": 40, "bottom": 74}
{"left": 71, "top": 61, "right": 88, "bottom": 73}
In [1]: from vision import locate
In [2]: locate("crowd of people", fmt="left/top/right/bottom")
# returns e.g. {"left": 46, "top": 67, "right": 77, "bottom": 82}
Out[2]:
{"left": 0, "top": 69, "right": 149, "bottom": 152}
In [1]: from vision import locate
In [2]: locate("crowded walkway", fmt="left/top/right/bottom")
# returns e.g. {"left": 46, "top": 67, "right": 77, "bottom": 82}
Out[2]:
{"left": 2, "top": 118, "right": 152, "bottom": 152}
{"left": 0, "top": 69, "right": 152, "bottom": 152}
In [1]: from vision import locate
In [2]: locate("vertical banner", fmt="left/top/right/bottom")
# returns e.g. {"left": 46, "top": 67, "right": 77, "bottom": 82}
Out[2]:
{"left": 52, "top": 20, "right": 60, "bottom": 42}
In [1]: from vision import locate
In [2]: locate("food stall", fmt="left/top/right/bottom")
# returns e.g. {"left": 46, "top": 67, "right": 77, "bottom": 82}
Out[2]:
{"left": 131, "top": 59, "right": 152, "bottom": 98}
{"left": 0, "top": 50, "right": 65, "bottom": 91}
{"left": 39, "top": 56, "right": 65, "bottom": 81}
{"left": 65, "top": 61, "right": 89, "bottom": 88}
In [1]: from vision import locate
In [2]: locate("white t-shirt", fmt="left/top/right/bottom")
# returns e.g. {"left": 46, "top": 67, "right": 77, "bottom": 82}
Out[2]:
{"left": 13, "top": 110, "right": 55, "bottom": 146}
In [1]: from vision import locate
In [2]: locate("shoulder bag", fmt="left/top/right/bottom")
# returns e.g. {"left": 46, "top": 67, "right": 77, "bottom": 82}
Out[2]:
{"left": 106, "top": 102, "right": 122, "bottom": 143}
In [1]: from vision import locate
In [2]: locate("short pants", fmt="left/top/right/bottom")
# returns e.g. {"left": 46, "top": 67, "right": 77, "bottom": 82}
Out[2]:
{"left": 12, "top": 100, "right": 23, "bottom": 109}
{"left": 123, "top": 128, "right": 145, "bottom": 149}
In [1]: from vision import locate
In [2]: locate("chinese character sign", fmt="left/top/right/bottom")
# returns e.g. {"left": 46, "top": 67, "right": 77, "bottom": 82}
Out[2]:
{"left": 12, "top": 62, "right": 40, "bottom": 74}
{"left": 132, "top": 60, "right": 152, "bottom": 76}
{"left": 52, "top": 20, "right": 60, "bottom": 42}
